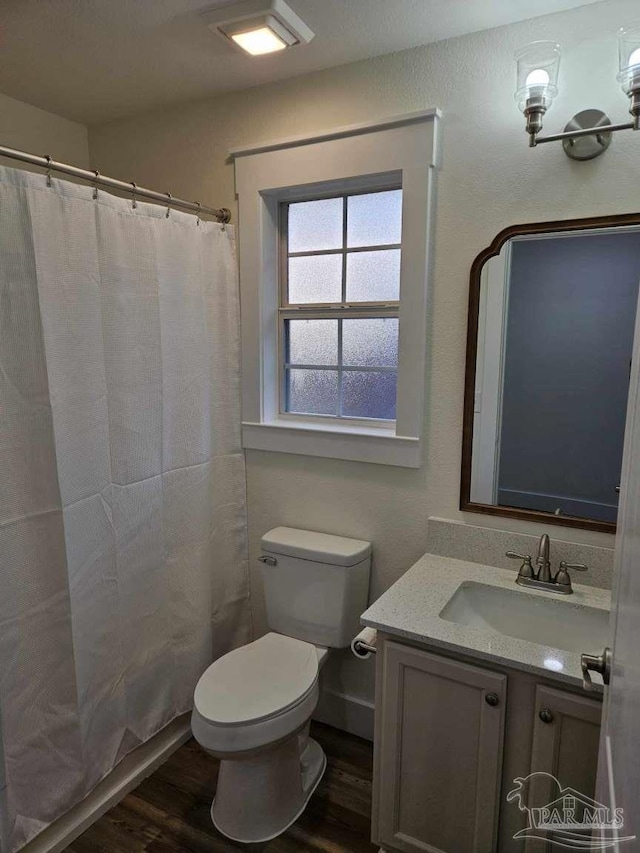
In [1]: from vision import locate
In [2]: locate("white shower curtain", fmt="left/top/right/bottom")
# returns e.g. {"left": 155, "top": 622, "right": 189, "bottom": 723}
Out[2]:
{"left": 0, "top": 165, "right": 251, "bottom": 852}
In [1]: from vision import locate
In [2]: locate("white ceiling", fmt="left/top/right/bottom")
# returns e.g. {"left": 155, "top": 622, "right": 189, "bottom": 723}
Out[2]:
{"left": 0, "top": 0, "right": 604, "bottom": 124}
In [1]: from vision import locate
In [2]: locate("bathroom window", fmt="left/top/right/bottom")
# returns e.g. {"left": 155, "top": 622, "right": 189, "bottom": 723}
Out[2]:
{"left": 281, "top": 190, "right": 401, "bottom": 421}
{"left": 233, "top": 110, "right": 439, "bottom": 467}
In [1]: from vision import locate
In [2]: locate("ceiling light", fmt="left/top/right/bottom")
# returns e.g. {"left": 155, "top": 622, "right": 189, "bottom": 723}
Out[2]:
{"left": 231, "top": 25, "right": 287, "bottom": 56}
{"left": 203, "top": 0, "right": 314, "bottom": 57}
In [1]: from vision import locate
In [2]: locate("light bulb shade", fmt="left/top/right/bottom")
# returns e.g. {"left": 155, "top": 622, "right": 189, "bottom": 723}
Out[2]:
{"left": 617, "top": 27, "right": 640, "bottom": 94}
{"left": 515, "top": 41, "right": 561, "bottom": 112}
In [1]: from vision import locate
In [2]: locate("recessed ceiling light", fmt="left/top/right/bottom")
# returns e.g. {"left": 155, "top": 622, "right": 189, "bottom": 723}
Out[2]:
{"left": 231, "top": 25, "right": 287, "bottom": 56}
{"left": 203, "top": 0, "right": 314, "bottom": 57}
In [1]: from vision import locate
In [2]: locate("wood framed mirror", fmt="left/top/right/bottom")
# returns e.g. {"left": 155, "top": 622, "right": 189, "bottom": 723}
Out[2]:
{"left": 461, "top": 212, "right": 640, "bottom": 534}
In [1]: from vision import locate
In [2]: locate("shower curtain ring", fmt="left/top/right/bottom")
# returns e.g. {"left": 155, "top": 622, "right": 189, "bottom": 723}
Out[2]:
{"left": 196, "top": 202, "right": 201, "bottom": 226}
{"left": 45, "top": 155, "right": 52, "bottom": 187}
{"left": 92, "top": 170, "right": 100, "bottom": 200}
{"left": 131, "top": 182, "right": 137, "bottom": 209}
{"left": 165, "top": 192, "right": 172, "bottom": 218}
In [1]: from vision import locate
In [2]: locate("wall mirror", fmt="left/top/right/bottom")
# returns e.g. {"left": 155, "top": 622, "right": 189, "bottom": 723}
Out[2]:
{"left": 461, "top": 213, "right": 640, "bottom": 534}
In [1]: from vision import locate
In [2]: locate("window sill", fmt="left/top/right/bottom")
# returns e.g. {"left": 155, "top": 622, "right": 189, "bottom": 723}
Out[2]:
{"left": 242, "top": 420, "right": 421, "bottom": 468}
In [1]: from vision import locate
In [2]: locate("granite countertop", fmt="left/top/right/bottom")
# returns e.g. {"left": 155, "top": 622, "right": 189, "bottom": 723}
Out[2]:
{"left": 361, "top": 553, "right": 611, "bottom": 690}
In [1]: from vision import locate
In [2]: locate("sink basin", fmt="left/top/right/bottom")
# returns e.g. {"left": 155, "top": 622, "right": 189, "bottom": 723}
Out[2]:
{"left": 439, "top": 582, "right": 609, "bottom": 655}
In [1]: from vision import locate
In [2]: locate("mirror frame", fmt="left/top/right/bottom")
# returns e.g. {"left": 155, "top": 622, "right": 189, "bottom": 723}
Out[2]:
{"left": 460, "top": 211, "right": 640, "bottom": 535}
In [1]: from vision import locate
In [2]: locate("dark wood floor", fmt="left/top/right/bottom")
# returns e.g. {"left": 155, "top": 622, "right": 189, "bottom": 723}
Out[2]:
{"left": 64, "top": 722, "right": 378, "bottom": 853}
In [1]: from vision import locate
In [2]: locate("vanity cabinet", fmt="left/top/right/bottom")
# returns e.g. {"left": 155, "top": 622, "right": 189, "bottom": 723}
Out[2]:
{"left": 372, "top": 637, "right": 602, "bottom": 853}
{"left": 374, "top": 641, "right": 507, "bottom": 853}
{"left": 522, "top": 686, "right": 602, "bottom": 853}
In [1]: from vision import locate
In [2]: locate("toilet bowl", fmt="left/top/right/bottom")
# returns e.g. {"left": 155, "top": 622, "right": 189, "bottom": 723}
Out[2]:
{"left": 191, "top": 527, "right": 372, "bottom": 843}
{"left": 191, "top": 632, "right": 329, "bottom": 843}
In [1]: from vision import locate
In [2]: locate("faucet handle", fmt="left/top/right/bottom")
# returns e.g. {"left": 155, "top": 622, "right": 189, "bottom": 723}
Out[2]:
{"left": 555, "top": 560, "right": 588, "bottom": 593}
{"left": 558, "top": 560, "right": 588, "bottom": 572}
{"left": 506, "top": 551, "right": 535, "bottom": 578}
{"left": 506, "top": 550, "right": 532, "bottom": 562}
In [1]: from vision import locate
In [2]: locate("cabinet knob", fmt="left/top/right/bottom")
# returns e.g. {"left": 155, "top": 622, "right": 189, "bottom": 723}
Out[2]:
{"left": 539, "top": 708, "right": 554, "bottom": 724}
{"left": 485, "top": 692, "right": 499, "bottom": 707}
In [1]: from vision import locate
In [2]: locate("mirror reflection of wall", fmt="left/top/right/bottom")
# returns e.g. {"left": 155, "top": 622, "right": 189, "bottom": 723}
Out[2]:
{"left": 470, "top": 228, "right": 640, "bottom": 525}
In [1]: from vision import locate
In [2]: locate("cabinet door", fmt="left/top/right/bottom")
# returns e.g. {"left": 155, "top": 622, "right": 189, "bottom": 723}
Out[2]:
{"left": 523, "top": 686, "right": 602, "bottom": 853}
{"left": 376, "top": 641, "right": 506, "bottom": 853}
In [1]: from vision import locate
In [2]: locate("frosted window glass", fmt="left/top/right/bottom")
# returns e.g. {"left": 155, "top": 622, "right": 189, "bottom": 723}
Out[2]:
{"left": 341, "top": 371, "right": 397, "bottom": 420}
{"left": 287, "top": 320, "right": 338, "bottom": 365}
{"left": 287, "top": 369, "right": 338, "bottom": 415}
{"left": 342, "top": 319, "right": 399, "bottom": 367}
{"left": 347, "top": 190, "right": 402, "bottom": 248}
{"left": 346, "top": 249, "right": 400, "bottom": 302}
{"left": 288, "top": 198, "right": 343, "bottom": 252}
{"left": 288, "top": 254, "right": 342, "bottom": 304}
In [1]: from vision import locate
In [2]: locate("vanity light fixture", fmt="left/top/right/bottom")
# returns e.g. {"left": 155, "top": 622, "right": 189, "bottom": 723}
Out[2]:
{"left": 203, "top": 0, "right": 314, "bottom": 57}
{"left": 516, "top": 28, "right": 640, "bottom": 160}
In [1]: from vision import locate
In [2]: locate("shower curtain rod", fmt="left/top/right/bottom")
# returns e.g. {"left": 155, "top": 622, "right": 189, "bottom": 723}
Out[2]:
{"left": 0, "top": 144, "right": 232, "bottom": 223}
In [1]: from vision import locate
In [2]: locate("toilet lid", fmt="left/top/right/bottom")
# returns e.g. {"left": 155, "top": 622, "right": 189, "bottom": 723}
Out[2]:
{"left": 194, "top": 632, "right": 319, "bottom": 726}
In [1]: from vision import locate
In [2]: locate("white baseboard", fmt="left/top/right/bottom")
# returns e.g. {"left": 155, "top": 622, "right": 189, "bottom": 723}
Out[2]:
{"left": 20, "top": 714, "right": 191, "bottom": 853}
{"left": 313, "top": 686, "right": 374, "bottom": 742}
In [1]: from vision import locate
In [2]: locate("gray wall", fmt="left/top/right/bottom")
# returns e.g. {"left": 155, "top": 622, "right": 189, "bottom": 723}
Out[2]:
{"left": 498, "top": 232, "right": 640, "bottom": 521}
{"left": 0, "top": 91, "right": 89, "bottom": 168}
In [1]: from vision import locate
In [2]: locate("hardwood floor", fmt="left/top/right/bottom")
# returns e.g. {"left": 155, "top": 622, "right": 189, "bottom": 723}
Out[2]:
{"left": 64, "top": 722, "right": 379, "bottom": 853}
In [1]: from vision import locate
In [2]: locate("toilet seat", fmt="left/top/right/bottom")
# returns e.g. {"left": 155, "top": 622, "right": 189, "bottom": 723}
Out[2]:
{"left": 191, "top": 633, "right": 321, "bottom": 754}
{"left": 194, "top": 632, "right": 319, "bottom": 725}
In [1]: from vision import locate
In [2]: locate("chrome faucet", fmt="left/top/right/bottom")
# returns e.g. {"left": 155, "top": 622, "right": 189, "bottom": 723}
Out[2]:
{"left": 506, "top": 534, "right": 588, "bottom": 595}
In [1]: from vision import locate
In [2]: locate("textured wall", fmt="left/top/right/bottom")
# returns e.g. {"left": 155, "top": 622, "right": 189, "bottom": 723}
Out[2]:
{"left": 0, "top": 92, "right": 89, "bottom": 168}
{"left": 89, "top": 0, "right": 640, "bottom": 703}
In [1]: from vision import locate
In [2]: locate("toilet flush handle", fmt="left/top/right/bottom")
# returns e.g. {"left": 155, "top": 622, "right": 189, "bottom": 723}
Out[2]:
{"left": 258, "top": 555, "right": 277, "bottom": 566}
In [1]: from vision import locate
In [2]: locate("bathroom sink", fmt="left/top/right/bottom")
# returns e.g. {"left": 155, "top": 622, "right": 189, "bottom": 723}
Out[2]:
{"left": 439, "top": 581, "right": 609, "bottom": 654}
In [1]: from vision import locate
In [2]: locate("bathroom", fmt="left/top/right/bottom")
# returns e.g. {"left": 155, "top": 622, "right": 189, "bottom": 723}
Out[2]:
{"left": 1, "top": 0, "right": 640, "bottom": 850}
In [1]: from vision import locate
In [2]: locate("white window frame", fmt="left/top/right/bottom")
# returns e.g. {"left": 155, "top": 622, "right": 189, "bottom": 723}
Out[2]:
{"left": 231, "top": 109, "right": 440, "bottom": 468}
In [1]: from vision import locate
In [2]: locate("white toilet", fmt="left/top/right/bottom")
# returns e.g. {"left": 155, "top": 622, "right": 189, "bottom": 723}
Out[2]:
{"left": 191, "top": 526, "right": 372, "bottom": 844}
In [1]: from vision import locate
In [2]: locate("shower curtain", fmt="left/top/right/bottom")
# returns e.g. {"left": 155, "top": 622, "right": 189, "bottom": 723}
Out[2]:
{"left": 0, "top": 165, "right": 251, "bottom": 852}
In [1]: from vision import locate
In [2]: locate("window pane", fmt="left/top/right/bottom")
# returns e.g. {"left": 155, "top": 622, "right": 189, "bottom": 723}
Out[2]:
{"left": 288, "top": 254, "right": 342, "bottom": 304}
{"left": 341, "top": 371, "right": 397, "bottom": 420}
{"left": 288, "top": 198, "right": 343, "bottom": 253}
{"left": 347, "top": 190, "right": 402, "bottom": 248}
{"left": 346, "top": 249, "right": 400, "bottom": 302}
{"left": 287, "top": 369, "right": 338, "bottom": 415}
{"left": 342, "top": 318, "right": 399, "bottom": 368}
{"left": 287, "top": 319, "right": 338, "bottom": 365}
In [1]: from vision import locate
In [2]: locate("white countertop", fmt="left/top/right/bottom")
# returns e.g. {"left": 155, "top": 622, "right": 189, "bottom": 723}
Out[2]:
{"left": 361, "top": 553, "right": 611, "bottom": 690}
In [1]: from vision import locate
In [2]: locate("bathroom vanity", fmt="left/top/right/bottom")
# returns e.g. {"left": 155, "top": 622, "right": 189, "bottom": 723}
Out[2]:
{"left": 361, "top": 554, "right": 611, "bottom": 853}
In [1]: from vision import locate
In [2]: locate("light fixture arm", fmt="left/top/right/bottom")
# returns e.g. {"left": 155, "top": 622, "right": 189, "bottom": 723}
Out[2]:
{"left": 532, "top": 117, "right": 638, "bottom": 147}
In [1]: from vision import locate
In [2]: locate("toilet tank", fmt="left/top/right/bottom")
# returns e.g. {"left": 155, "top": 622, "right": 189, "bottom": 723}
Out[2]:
{"left": 259, "top": 527, "right": 372, "bottom": 648}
